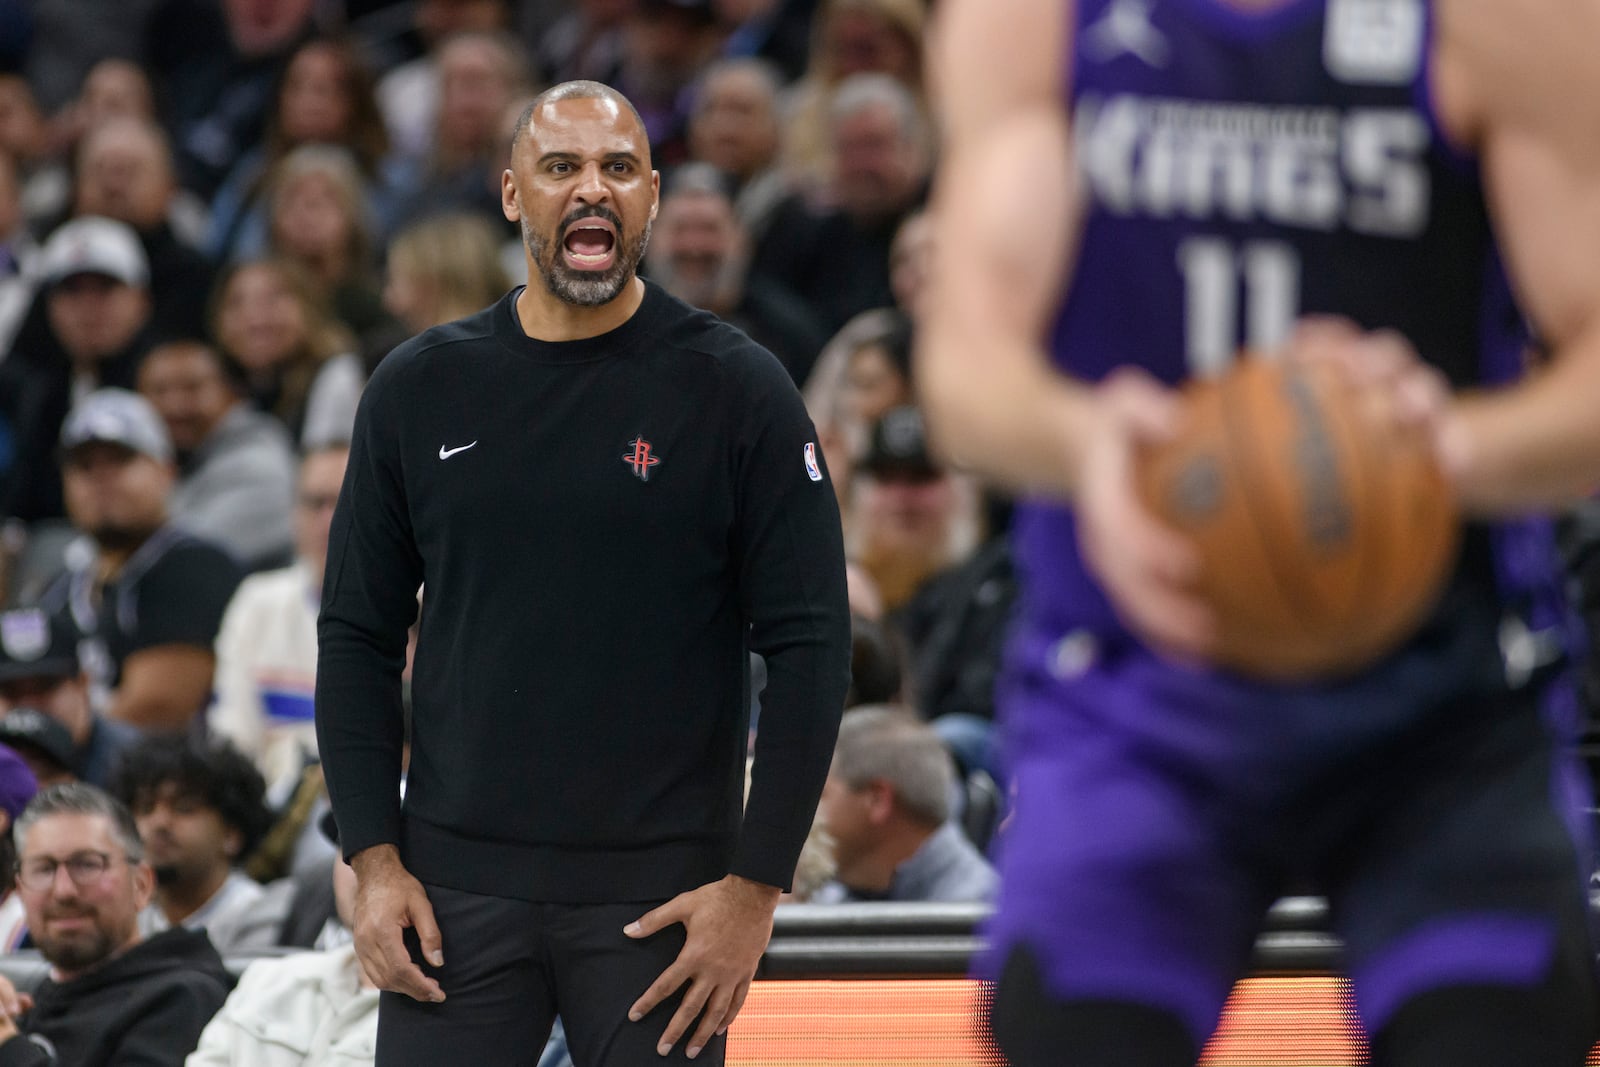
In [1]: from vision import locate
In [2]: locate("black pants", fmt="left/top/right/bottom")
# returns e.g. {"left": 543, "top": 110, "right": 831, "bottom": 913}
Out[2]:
{"left": 376, "top": 883, "right": 726, "bottom": 1066}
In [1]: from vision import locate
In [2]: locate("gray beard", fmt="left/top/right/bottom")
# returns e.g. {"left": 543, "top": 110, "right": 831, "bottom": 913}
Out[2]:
{"left": 524, "top": 216, "right": 653, "bottom": 308}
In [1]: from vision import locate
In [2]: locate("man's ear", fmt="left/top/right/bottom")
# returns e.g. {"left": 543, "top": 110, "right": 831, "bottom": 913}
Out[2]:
{"left": 502, "top": 169, "right": 521, "bottom": 222}
{"left": 131, "top": 861, "right": 155, "bottom": 909}
{"left": 864, "top": 779, "right": 896, "bottom": 823}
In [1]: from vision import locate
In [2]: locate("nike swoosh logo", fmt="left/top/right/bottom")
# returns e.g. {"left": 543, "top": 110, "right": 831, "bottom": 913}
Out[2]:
{"left": 439, "top": 442, "right": 478, "bottom": 459}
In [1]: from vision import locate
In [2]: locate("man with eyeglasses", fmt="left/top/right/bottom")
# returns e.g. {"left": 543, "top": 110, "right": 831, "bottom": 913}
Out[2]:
{"left": 0, "top": 782, "right": 232, "bottom": 1066}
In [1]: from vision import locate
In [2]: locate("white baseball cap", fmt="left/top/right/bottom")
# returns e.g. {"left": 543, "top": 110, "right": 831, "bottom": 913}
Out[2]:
{"left": 38, "top": 216, "right": 150, "bottom": 290}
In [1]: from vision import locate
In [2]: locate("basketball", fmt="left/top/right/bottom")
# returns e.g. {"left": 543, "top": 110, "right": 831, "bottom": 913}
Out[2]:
{"left": 1133, "top": 356, "right": 1460, "bottom": 680}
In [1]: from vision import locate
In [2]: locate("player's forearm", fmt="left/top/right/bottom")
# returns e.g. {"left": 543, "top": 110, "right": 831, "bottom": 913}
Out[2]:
{"left": 919, "top": 104, "right": 1091, "bottom": 497}
{"left": 919, "top": 342, "right": 1096, "bottom": 499}
{"left": 1444, "top": 332, "right": 1600, "bottom": 513}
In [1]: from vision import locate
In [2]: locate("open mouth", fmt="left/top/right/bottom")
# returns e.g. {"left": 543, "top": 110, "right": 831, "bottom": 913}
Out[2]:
{"left": 561, "top": 218, "right": 619, "bottom": 272}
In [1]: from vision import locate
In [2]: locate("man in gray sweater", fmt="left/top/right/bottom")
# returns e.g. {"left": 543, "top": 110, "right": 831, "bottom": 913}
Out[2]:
{"left": 137, "top": 338, "right": 295, "bottom": 570}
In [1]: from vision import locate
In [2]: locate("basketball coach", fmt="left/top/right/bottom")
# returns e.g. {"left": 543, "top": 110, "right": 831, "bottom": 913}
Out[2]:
{"left": 315, "top": 80, "right": 851, "bottom": 1066}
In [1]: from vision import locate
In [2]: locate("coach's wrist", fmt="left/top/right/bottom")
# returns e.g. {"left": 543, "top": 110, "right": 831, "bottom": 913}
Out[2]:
{"left": 725, "top": 874, "right": 782, "bottom": 906}
{"left": 349, "top": 843, "right": 405, "bottom": 879}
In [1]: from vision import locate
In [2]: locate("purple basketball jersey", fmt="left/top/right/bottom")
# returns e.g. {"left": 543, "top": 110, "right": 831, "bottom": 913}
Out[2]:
{"left": 1009, "top": 0, "right": 1528, "bottom": 714}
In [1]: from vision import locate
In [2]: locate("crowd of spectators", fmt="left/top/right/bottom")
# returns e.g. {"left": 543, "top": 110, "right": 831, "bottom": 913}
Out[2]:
{"left": 5, "top": 1, "right": 1594, "bottom": 1064}
{"left": 0, "top": 0, "right": 1014, "bottom": 1061}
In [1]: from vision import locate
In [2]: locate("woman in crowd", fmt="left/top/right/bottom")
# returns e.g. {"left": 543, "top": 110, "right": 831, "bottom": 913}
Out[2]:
{"left": 207, "top": 37, "right": 396, "bottom": 262}
{"left": 210, "top": 258, "right": 354, "bottom": 442}
{"left": 296, "top": 212, "right": 512, "bottom": 452}
{"left": 265, "top": 144, "right": 399, "bottom": 351}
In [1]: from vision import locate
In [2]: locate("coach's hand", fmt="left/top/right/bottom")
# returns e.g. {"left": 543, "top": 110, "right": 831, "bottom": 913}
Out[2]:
{"left": 625, "top": 874, "right": 781, "bottom": 1059}
{"left": 350, "top": 844, "right": 446, "bottom": 1003}
{"left": 1077, "top": 366, "right": 1215, "bottom": 661}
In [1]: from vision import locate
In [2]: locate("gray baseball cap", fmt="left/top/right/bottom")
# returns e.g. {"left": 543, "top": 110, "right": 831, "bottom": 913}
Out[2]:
{"left": 60, "top": 388, "right": 174, "bottom": 464}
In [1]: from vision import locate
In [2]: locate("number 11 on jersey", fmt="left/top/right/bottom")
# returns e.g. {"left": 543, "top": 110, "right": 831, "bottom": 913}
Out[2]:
{"left": 1178, "top": 237, "right": 1301, "bottom": 377}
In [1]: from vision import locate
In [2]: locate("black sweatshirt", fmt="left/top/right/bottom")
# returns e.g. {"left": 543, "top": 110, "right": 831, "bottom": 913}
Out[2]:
{"left": 0, "top": 928, "right": 234, "bottom": 1067}
{"left": 316, "top": 283, "right": 851, "bottom": 902}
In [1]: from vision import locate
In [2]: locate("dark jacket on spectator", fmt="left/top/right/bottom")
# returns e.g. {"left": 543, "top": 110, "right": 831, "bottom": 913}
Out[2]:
{"left": 0, "top": 928, "right": 233, "bottom": 1066}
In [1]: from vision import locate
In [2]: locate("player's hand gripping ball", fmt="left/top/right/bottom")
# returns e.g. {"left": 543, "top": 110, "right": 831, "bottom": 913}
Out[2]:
{"left": 1133, "top": 354, "right": 1459, "bottom": 680}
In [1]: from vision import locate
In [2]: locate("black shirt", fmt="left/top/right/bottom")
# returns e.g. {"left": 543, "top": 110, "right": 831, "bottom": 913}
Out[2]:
{"left": 43, "top": 526, "right": 243, "bottom": 708}
{"left": 317, "top": 282, "right": 851, "bottom": 902}
{"left": 0, "top": 927, "right": 234, "bottom": 1067}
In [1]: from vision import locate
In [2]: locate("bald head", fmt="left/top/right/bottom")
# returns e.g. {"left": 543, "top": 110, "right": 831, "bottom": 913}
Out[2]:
{"left": 512, "top": 81, "right": 649, "bottom": 159}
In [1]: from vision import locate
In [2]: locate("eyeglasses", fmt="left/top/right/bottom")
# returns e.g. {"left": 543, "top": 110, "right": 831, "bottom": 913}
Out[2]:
{"left": 17, "top": 851, "right": 126, "bottom": 892}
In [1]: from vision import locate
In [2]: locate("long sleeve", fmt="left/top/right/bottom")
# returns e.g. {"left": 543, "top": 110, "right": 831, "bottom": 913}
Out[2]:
{"left": 315, "top": 355, "right": 423, "bottom": 861}
{"left": 729, "top": 349, "right": 852, "bottom": 889}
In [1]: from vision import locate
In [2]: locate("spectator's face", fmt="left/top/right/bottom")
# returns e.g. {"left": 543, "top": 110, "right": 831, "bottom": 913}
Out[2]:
{"left": 817, "top": 772, "right": 877, "bottom": 871}
{"left": 280, "top": 45, "right": 353, "bottom": 144}
{"left": 129, "top": 781, "right": 240, "bottom": 891}
{"left": 416, "top": 0, "right": 507, "bottom": 45}
{"left": 224, "top": 0, "right": 315, "bottom": 58}
{"left": 295, "top": 448, "right": 348, "bottom": 583}
{"left": 823, "top": 9, "right": 917, "bottom": 82}
{"left": 75, "top": 123, "right": 174, "bottom": 231}
{"left": 217, "top": 265, "right": 308, "bottom": 371}
{"left": 273, "top": 171, "right": 352, "bottom": 261}
{"left": 0, "top": 675, "right": 94, "bottom": 745}
{"left": 382, "top": 254, "right": 433, "bottom": 335}
{"left": 0, "top": 77, "right": 44, "bottom": 160}
{"left": 889, "top": 212, "right": 932, "bottom": 315}
{"left": 844, "top": 342, "right": 909, "bottom": 427}
{"left": 77, "top": 60, "right": 155, "bottom": 131}
{"left": 46, "top": 274, "right": 151, "bottom": 364}
{"left": 507, "top": 96, "right": 660, "bottom": 308}
{"left": 438, "top": 38, "right": 519, "bottom": 159}
{"left": 689, "top": 68, "right": 778, "bottom": 179}
{"left": 624, "top": 11, "right": 712, "bottom": 99}
{"left": 62, "top": 443, "right": 172, "bottom": 549}
{"left": 648, "top": 190, "right": 741, "bottom": 309}
{"left": 137, "top": 343, "right": 236, "bottom": 454}
{"left": 854, "top": 469, "right": 956, "bottom": 557}
{"left": 832, "top": 102, "right": 922, "bottom": 223}
{"left": 17, "top": 813, "right": 153, "bottom": 976}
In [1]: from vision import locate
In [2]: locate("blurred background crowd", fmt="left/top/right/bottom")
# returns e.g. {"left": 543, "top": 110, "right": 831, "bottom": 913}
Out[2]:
{"left": 0, "top": 0, "right": 1011, "bottom": 1030}
{"left": 0, "top": 0, "right": 1596, "bottom": 1062}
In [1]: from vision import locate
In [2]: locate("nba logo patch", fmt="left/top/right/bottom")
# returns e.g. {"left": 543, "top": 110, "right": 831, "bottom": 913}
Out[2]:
{"left": 803, "top": 442, "right": 823, "bottom": 482}
{"left": 1324, "top": 0, "right": 1423, "bottom": 85}
{"left": 0, "top": 609, "right": 49, "bottom": 662}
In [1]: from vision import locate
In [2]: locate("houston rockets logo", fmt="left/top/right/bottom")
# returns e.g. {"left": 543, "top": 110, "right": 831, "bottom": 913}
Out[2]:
{"left": 623, "top": 437, "right": 662, "bottom": 481}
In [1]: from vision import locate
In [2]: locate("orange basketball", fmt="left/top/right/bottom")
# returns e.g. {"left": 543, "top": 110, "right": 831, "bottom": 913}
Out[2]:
{"left": 1133, "top": 356, "right": 1459, "bottom": 681}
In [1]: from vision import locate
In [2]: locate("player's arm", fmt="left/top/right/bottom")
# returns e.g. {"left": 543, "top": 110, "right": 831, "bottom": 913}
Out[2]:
{"left": 1434, "top": 0, "right": 1600, "bottom": 512}
{"left": 918, "top": 0, "right": 1211, "bottom": 653}
{"left": 917, "top": 0, "right": 1093, "bottom": 497}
